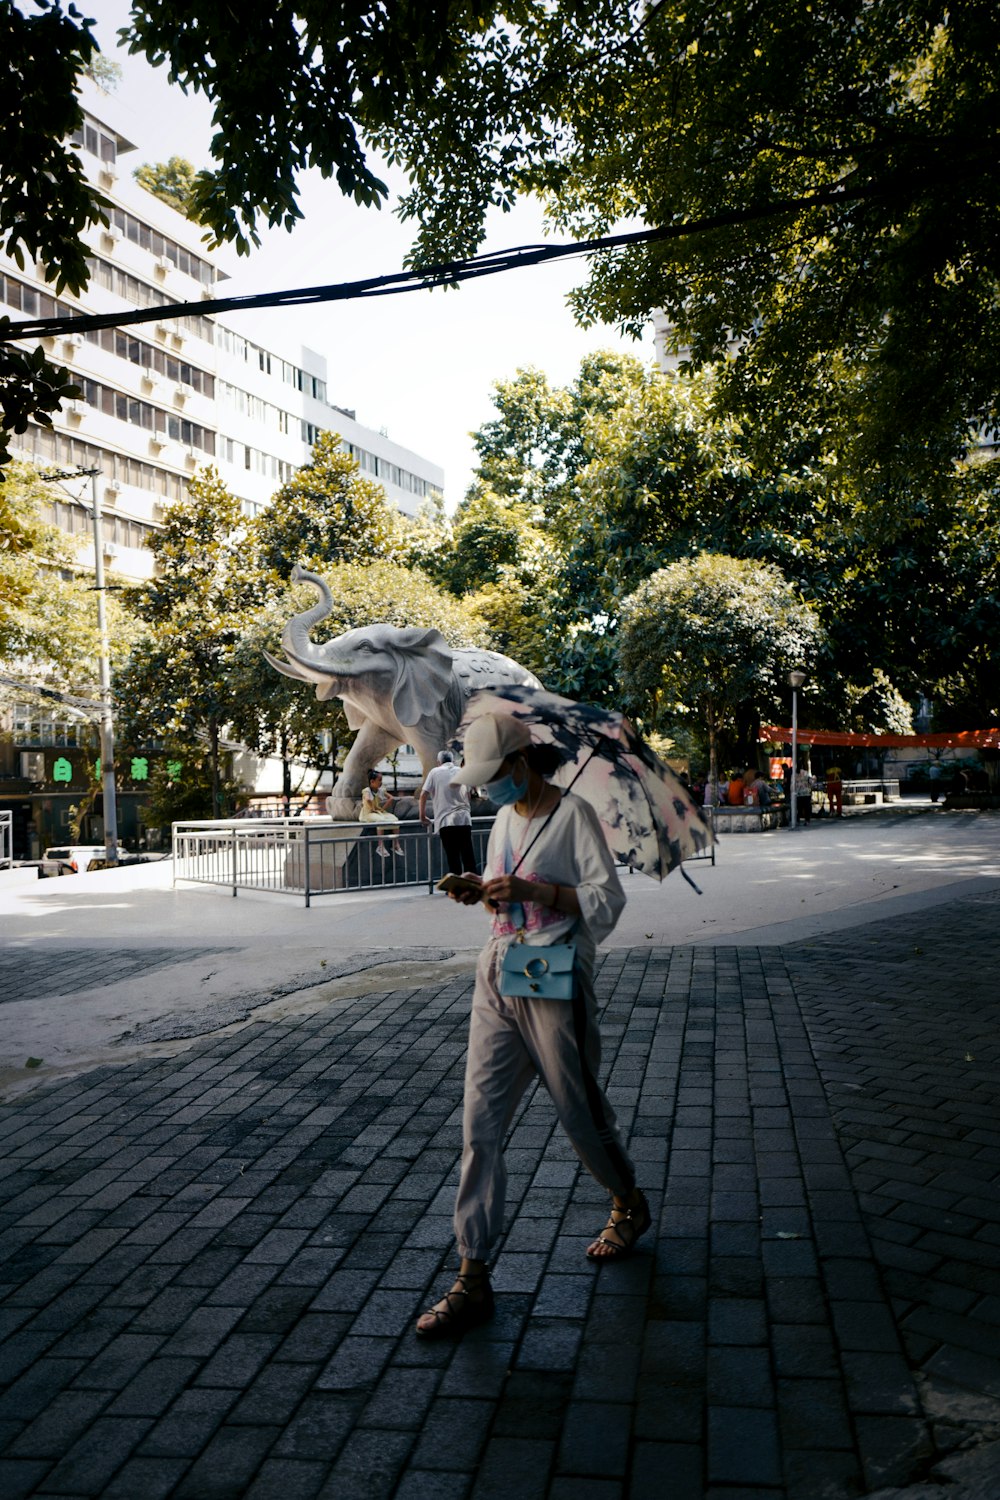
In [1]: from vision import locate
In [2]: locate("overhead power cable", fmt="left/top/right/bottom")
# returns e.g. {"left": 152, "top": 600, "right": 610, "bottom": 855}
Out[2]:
{"left": 0, "top": 171, "right": 934, "bottom": 344}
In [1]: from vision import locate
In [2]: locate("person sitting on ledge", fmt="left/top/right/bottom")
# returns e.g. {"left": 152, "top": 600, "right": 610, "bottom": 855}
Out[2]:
{"left": 359, "top": 769, "right": 404, "bottom": 858}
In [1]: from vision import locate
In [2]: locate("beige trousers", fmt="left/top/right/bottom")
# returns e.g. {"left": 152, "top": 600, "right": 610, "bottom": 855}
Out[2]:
{"left": 454, "top": 939, "right": 635, "bottom": 1261}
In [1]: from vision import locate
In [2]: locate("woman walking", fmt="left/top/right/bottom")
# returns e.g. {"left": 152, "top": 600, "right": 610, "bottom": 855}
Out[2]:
{"left": 416, "top": 714, "right": 650, "bottom": 1339}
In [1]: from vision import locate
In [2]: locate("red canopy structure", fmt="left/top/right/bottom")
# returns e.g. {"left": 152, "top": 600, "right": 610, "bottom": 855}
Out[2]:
{"left": 760, "top": 726, "right": 1000, "bottom": 749}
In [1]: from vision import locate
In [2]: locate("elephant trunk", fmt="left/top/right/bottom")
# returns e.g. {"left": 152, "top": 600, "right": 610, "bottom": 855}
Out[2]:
{"left": 281, "top": 565, "right": 334, "bottom": 673}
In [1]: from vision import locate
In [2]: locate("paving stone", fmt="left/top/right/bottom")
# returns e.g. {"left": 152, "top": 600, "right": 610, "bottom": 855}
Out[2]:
{"left": 468, "top": 1436, "right": 555, "bottom": 1500}
{"left": 628, "top": 1441, "right": 702, "bottom": 1500}
{"left": 228, "top": 1361, "right": 318, "bottom": 1426}
{"left": 172, "top": 1421, "right": 280, "bottom": 1499}
{"left": 36, "top": 1415, "right": 152, "bottom": 1493}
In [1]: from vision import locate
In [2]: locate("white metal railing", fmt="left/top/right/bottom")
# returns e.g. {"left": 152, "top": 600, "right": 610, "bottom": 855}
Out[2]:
{"left": 0, "top": 810, "right": 11, "bottom": 868}
{"left": 172, "top": 816, "right": 495, "bottom": 907}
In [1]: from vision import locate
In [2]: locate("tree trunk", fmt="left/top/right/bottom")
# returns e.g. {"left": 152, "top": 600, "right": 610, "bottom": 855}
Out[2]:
{"left": 708, "top": 701, "right": 718, "bottom": 791}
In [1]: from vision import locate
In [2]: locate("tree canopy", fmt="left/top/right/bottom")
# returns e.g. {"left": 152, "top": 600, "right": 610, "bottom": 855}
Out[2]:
{"left": 114, "top": 468, "right": 251, "bottom": 817}
{"left": 379, "top": 2, "right": 1000, "bottom": 473}
{"left": 463, "top": 351, "right": 1000, "bottom": 729}
{"left": 0, "top": 460, "right": 137, "bottom": 693}
{"left": 618, "top": 553, "right": 825, "bottom": 777}
{"left": 133, "top": 156, "right": 200, "bottom": 217}
{"left": 251, "top": 431, "right": 401, "bottom": 583}
{"left": 4, "top": 2, "right": 999, "bottom": 479}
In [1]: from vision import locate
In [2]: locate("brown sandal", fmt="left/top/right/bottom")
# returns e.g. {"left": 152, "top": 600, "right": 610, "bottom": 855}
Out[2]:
{"left": 586, "top": 1190, "right": 652, "bottom": 1261}
{"left": 415, "top": 1272, "right": 495, "bottom": 1339}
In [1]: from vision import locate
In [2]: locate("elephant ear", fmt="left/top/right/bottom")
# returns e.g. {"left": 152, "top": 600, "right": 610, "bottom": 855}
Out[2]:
{"left": 390, "top": 628, "right": 454, "bottom": 727}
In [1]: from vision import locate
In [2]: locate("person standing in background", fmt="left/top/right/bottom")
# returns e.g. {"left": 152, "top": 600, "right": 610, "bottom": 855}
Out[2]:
{"left": 420, "top": 751, "right": 478, "bottom": 877}
{"left": 826, "top": 766, "right": 844, "bottom": 817}
{"left": 794, "top": 766, "right": 815, "bottom": 825}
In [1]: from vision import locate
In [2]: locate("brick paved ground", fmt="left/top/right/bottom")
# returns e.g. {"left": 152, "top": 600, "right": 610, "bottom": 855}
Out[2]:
{"left": 0, "top": 889, "right": 998, "bottom": 1499}
{"left": 0, "top": 949, "right": 231, "bottom": 1006}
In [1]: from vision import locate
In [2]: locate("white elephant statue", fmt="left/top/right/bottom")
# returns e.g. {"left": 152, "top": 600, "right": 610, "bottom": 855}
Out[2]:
{"left": 264, "top": 566, "right": 543, "bottom": 818}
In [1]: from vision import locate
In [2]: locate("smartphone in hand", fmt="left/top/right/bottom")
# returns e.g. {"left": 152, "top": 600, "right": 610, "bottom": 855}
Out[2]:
{"left": 436, "top": 872, "right": 484, "bottom": 898}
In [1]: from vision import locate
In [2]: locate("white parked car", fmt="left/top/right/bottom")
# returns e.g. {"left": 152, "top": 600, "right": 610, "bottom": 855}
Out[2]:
{"left": 38, "top": 845, "right": 110, "bottom": 878}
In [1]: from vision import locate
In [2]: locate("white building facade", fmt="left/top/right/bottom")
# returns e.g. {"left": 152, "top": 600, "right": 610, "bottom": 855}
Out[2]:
{"left": 0, "top": 83, "right": 444, "bottom": 852}
{"left": 2, "top": 82, "right": 444, "bottom": 585}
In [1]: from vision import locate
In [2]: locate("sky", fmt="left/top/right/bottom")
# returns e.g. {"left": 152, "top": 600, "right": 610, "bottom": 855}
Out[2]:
{"left": 82, "top": 1, "right": 656, "bottom": 508}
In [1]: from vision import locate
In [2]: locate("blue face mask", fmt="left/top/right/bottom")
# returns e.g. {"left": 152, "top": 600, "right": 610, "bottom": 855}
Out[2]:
{"left": 484, "top": 759, "right": 528, "bottom": 806}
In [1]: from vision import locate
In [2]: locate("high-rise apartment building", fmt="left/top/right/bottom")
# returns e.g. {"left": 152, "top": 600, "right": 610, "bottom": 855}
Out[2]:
{"left": 0, "top": 82, "right": 444, "bottom": 856}
{"left": 2, "top": 80, "right": 444, "bottom": 584}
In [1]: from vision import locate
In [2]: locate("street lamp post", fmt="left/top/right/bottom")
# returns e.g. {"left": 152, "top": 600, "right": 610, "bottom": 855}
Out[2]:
{"left": 788, "top": 670, "right": 806, "bottom": 830}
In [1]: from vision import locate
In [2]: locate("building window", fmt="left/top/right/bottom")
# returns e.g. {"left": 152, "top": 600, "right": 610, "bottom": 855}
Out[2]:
{"left": 20, "top": 427, "right": 190, "bottom": 501}
{"left": 108, "top": 206, "right": 216, "bottom": 287}
{"left": 13, "top": 703, "right": 96, "bottom": 749}
{"left": 85, "top": 257, "right": 215, "bottom": 343}
{"left": 71, "top": 115, "right": 118, "bottom": 167}
{"left": 73, "top": 376, "right": 217, "bottom": 455}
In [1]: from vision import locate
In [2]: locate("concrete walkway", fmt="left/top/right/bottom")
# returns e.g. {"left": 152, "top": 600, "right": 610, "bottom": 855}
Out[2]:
{"left": 1, "top": 807, "right": 998, "bottom": 1498}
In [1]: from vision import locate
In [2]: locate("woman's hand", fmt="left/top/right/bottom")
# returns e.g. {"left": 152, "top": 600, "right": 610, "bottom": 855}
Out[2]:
{"left": 449, "top": 885, "right": 483, "bottom": 907}
{"left": 481, "top": 874, "right": 535, "bottom": 906}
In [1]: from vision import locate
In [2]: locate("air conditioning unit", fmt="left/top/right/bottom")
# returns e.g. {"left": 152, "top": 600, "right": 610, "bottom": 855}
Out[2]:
{"left": 175, "top": 382, "right": 195, "bottom": 402}
{"left": 184, "top": 447, "right": 200, "bottom": 468}
{"left": 106, "top": 480, "right": 122, "bottom": 495}
{"left": 64, "top": 400, "right": 85, "bottom": 420}
{"left": 155, "top": 255, "right": 172, "bottom": 274}
{"left": 141, "top": 366, "right": 161, "bottom": 389}
{"left": 152, "top": 499, "right": 167, "bottom": 519}
{"left": 103, "top": 542, "right": 121, "bottom": 559}
{"left": 101, "top": 226, "right": 120, "bottom": 247}
{"left": 150, "top": 435, "right": 180, "bottom": 462}
{"left": 99, "top": 165, "right": 117, "bottom": 188}
{"left": 170, "top": 328, "right": 187, "bottom": 349}
{"left": 63, "top": 333, "right": 85, "bottom": 350}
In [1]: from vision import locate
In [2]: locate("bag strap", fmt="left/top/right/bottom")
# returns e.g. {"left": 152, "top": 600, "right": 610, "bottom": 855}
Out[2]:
{"left": 507, "top": 792, "right": 566, "bottom": 879}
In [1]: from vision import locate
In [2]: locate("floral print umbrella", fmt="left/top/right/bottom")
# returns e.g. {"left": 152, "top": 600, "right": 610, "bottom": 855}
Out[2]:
{"left": 455, "top": 683, "right": 714, "bottom": 881}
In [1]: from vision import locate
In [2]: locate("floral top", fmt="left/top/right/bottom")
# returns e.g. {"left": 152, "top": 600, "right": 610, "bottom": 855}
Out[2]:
{"left": 483, "top": 793, "right": 625, "bottom": 955}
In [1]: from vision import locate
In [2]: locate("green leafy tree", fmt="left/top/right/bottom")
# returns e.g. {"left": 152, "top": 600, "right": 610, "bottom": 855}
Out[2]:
{"left": 0, "top": 460, "right": 137, "bottom": 691}
{"left": 251, "top": 431, "right": 400, "bottom": 584}
{"left": 305, "top": 558, "right": 489, "bottom": 647}
{"left": 115, "top": 468, "right": 253, "bottom": 818}
{"left": 120, "top": 0, "right": 505, "bottom": 254}
{"left": 1, "top": 0, "right": 101, "bottom": 464}
{"left": 6, "top": 4, "right": 1000, "bottom": 487}
{"left": 134, "top": 155, "right": 199, "bottom": 217}
{"left": 465, "top": 351, "right": 999, "bottom": 726}
{"left": 84, "top": 53, "right": 121, "bottom": 91}
{"left": 464, "top": 354, "right": 823, "bottom": 704}
{"left": 139, "top": 752, "right": 247, "bottom": 833}
{"left": 618, "top": 553, "right": 824, "bottom": 782}
{"left": 376, "top": 3, "right": 1000, "bottom": 476}
{"left": 396, "top": 491, "right": 451, "bottom": 579}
